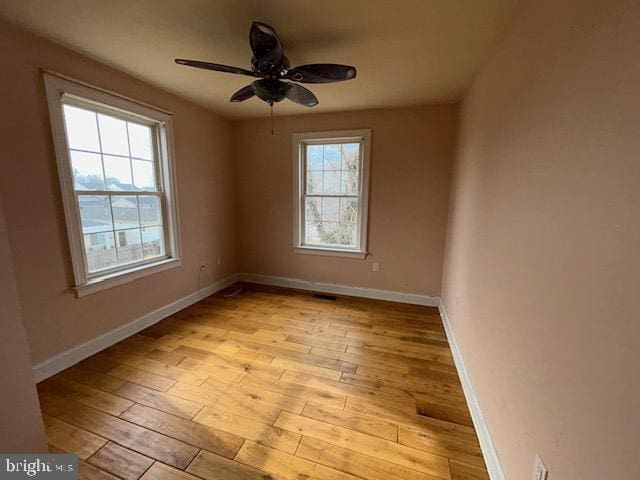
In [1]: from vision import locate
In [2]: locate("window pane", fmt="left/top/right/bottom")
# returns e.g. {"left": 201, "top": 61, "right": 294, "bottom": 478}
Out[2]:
{"left": 341, "top": 143, "right": 360, "bottom": 194}
{"left": 340, "top": 198, "right": 359, "bottom": 224}
{"left": 323, "top": 145, "right": 341, "bottom": 170}
{"left": 132, "top": 160, "right": 156, "bottom": 191}
{"left": 63, "top": 105, "right": 100, "bottom": 152}
{"left": 306, "top": 145, "right": 323, "bottom": 170}
{"left": 141, "top": 226, "right": 165, "bottom": 259}
{"left": 103, "top": 154, "right": 133, "bottom": 190}
{"left": 305, "top": 221, "right": 321, "bottom": 243}
{"left": 305, "top": 197, "right": 321, "bottom": 221}
{"left": 98, "top": 114, "right": 129, "bottom": 156}
{"left": 70, "top": 151, "right": 105, "bottom": 190}
{"left": 78, "top": 195, "right": 113, "bottom": 233}
{"left": 139, "top": 196, "right": 163, "bottom": 226}
{"left": 307, "top": 171, "right": 323, "bottom": 194}
{"left": 341, "top": 143, "right": 360, "bottom": 170}
{"left": 323, "top": 170, "right": 341, "bottom": 194}
{"left": 339, "top": 223, "right": 357, "bottom": 247}
{"left": 340, "top": 169, "right": 359, "bottom": 194}
{"left": 111, "top": 196, "right": 140, "bottom": 230}
{"left": 128, "top": 122, "right": 153, "bottom": 160}
{"left": 84, "top": 232, "right": 117, "bottom": 272}
{"left": 320, "top": 221, "right": 340, "bottom": 245}
{"left": 115, "top": 229, "right": 143, "bottom": 265}
{"left": 322, "top": 197, "right": 340, "bottom": 221}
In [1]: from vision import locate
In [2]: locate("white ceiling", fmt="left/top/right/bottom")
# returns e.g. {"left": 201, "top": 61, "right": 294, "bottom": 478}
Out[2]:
{"left": 0, "top": 0, "right": 516, "bottom": 119}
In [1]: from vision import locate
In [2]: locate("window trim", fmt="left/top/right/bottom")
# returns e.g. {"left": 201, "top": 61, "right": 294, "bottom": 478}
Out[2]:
{"left": 292, "top": 129, "right": 371, "bottom": 258}
{"left": 44, "top": 73, "right": 182, "bottom": 297}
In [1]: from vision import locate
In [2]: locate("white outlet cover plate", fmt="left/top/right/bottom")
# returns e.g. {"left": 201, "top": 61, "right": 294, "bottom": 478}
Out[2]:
{"left": 533, "top": 454, "right": 548, "bottom": 480}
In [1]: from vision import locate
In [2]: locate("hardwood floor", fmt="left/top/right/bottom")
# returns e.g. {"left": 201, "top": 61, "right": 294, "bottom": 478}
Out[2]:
{"left": 38, "top": 283, "right": 488, "bottom": 480}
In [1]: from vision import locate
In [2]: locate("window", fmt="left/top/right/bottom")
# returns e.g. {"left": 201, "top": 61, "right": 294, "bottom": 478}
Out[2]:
{"left": 293, "top": 130, "right": 371, "bottom": 258}
{"left": 44, "top": 73, "right": 181, "bottom": 296}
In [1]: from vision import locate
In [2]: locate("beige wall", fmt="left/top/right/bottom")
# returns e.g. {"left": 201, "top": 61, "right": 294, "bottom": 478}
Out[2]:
{"left": 441, "top": 0, "right": 640, "bottom": 478}
{"left": 0, "top": 21, "right": 238, "bottom": 365}
{"left": 234, "top": 106, "right": 457, "bottom": 296}
{"left": 0, "top": 195, "right": 47, "bottom": 452}
{"left": 4, "top": 3, "right": 637, "bottom": 473}
{"left": 1, "top": 20, "right": 455, "bottom": 370}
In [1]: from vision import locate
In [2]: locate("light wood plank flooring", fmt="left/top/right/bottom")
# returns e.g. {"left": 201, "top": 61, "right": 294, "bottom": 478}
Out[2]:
{"left": 38, "top": 283, "right": 488, "bottom": 480}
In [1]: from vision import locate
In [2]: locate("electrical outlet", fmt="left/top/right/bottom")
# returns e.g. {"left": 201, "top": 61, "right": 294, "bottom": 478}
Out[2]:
{"left": 372, "top": 262, "right": 380, "bottom": 272}
{"left": 533, "top": 455, "right": 548, "bottom": 480}
{"left": 216, "top": 256, "right": 222, "bottom": 266}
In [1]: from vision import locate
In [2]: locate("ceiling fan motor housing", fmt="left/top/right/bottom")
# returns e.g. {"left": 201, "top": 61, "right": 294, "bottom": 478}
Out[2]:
{"left": 251, "top": 55, "right": 290, "bottom": 76}
{"left": 252, "top": 79, "right": 290, "bottom": 103}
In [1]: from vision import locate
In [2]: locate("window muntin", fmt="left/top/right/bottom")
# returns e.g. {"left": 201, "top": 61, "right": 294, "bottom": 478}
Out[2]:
{"left": 293, "top": 130, "right": 371, "bottom": 257}
{"left": 303, "top": 142, "right": 362, "bottom": 249}
{"left": 61, "top": 102, "right": 167, "bottom": 276}
{"left": 44, "top": 73, "right": 181, "bottom": 294}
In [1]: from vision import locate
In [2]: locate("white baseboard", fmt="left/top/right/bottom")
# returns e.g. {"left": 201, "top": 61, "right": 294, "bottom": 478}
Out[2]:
{"left": 32, "top": 272, "right": 435, "bottom": 383}
{"left": 438, "top": 299, "right": 505, "bottom": 480}
{"left": 238, "top": 273, "right": 439, "bottom": 307}
{"left": 32, "top": 274, "right": 239, "bottom": 382}
{"left": 32, "top": 270, "right": 502, "bottom": 479}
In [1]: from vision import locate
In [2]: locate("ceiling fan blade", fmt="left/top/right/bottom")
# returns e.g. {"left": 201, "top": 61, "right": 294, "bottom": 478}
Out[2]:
{"left": 286, "top": 64, "right": 357, "bottom": 83}
{"left": 250, "top": 21, "right": 284, "bottom": 66}
{"left": 230, "top": 85, "right": 256, "bottom": 102}
{"left": 286, "top": 83, "right": 318, "bottom": 107}
{"left": 175, "top": 59, "right": 257, "bottom": 77}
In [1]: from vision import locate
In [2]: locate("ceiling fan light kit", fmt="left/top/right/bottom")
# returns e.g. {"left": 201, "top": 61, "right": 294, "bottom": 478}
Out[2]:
{"left": 175, "top": 21, "right": 357, "bottom": 109}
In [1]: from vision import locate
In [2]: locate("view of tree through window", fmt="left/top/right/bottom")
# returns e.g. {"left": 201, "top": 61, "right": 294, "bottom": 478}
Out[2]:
{"left": 62, "top": 104, "right": 165, "bottom": 273}
{"left": 303, "top": 142, "right": 360, "bottom": 248}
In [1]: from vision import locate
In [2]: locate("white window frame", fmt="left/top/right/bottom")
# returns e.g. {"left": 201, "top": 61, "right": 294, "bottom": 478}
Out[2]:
{"left": 44, "top": 73, "right": 181, "bottom": 297}
{"left": 292, "top": 129, "right": 371, "bottom": 259}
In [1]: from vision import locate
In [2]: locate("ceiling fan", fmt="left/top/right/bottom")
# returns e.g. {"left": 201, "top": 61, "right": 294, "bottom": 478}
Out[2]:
{"left": 175, "top": 21, "right": 357, "bottom": 108}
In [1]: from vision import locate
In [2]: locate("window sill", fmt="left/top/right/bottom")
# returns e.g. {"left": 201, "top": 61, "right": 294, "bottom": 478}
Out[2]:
{"left": 294, "top": 246, "right": 368, "bottom": 259}
{"left": 74, "top": 257, "right": 182, "bottom": 298}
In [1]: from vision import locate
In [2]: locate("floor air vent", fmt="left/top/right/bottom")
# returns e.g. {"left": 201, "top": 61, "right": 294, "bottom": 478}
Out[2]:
{"left": 312, "top": 293, "right": 337, "bottom": 301}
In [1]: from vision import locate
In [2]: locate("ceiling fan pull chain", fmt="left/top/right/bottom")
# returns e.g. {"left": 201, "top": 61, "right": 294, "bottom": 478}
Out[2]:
{"left": 270, "top": 101, "right": 274, "bottom": 135}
